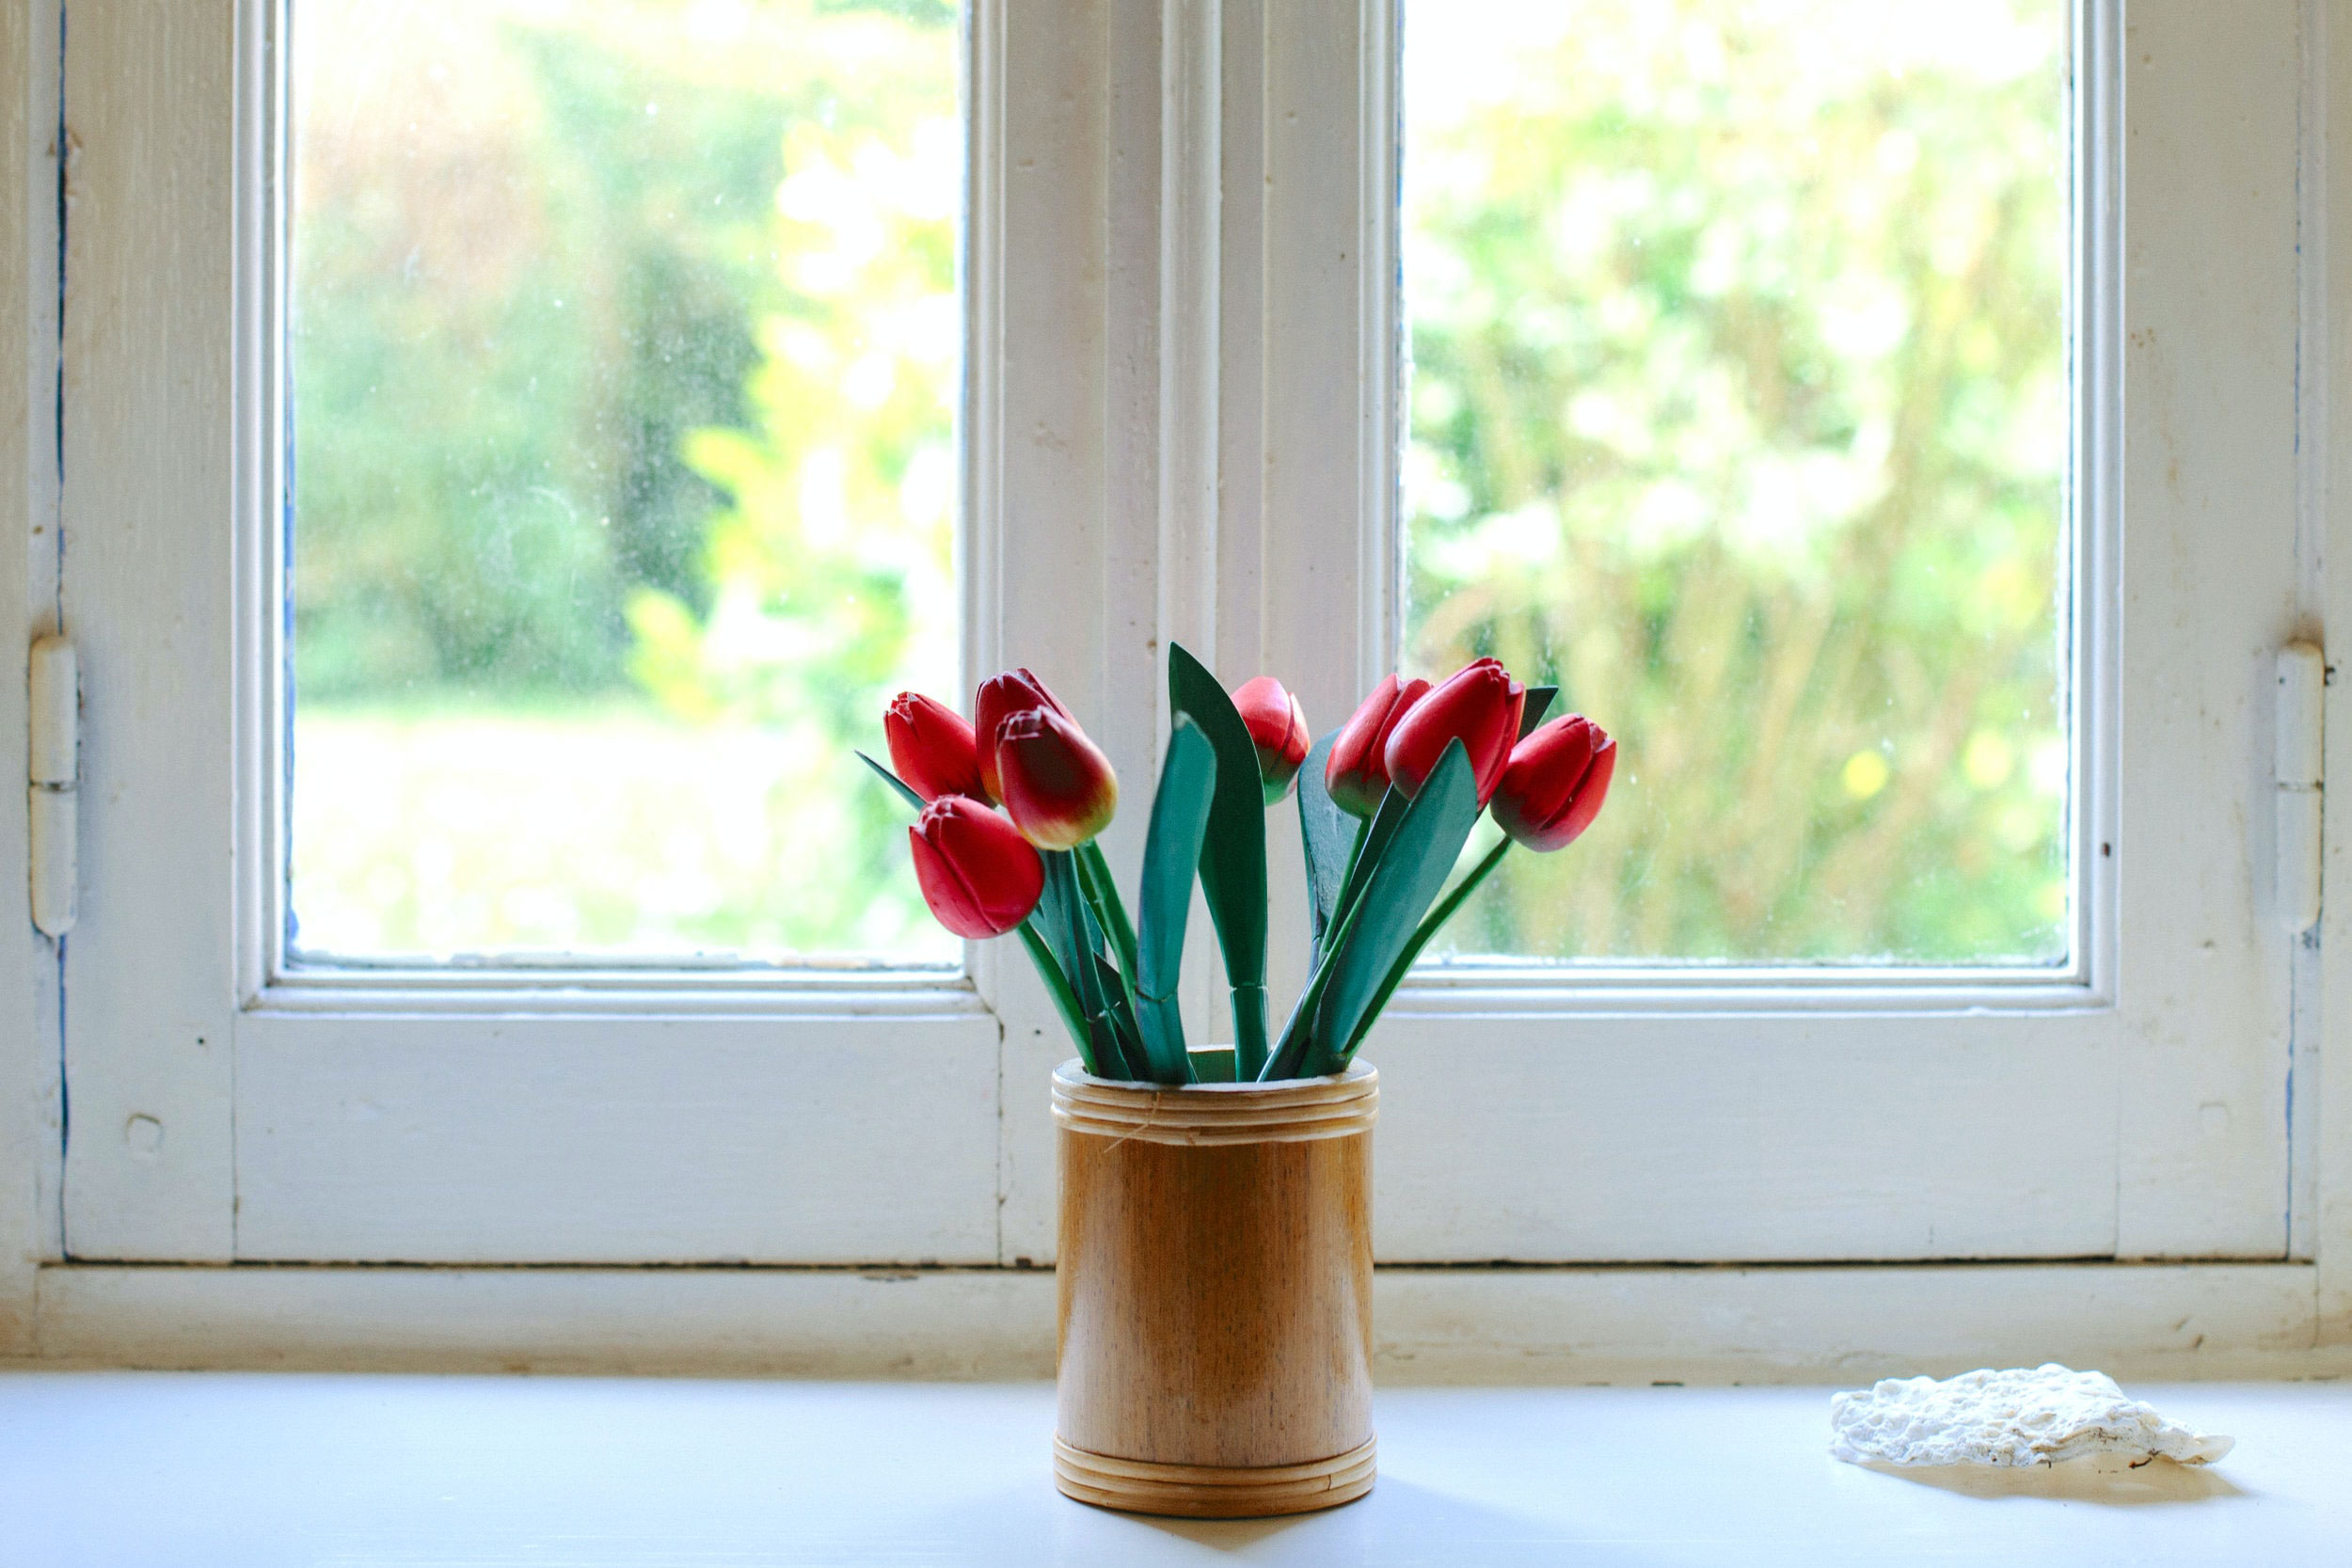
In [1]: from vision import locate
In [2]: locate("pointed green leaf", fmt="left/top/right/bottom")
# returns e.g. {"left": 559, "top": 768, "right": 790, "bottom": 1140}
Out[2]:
{"left": 1131, "top": 721, "right": 1215, "bottom": 1083}
{"left": 1305, "top": 742, "right": 1481, "bottom": 1075}
{"left": 1137, "top": 721, "right": 1215, "bottom": 997}
{"left": 1168, "top": 642, "right": 1270, "bottom": 1074}
{"left": 1518, "top": 686, "right": 1558, "bottom": 740}
{"left": 856, "top": 750, "right": 927, "bottom": 812}
{"left": 1296, "top": 728, "right": 1358, "bottom": 955}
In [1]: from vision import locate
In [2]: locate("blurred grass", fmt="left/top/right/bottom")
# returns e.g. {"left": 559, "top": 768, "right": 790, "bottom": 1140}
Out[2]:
{"left": 290, "top": 702, "right": 950, "bottom": 961}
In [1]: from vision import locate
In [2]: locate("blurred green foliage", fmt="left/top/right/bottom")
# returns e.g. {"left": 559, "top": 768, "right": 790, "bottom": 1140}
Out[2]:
{"left": 1404, "top": 0, "right": 2070, "bottom": 963}
{"left": 294, "top": 0, "right": 2070, "bottom": 965}
{"left": 290, "top": 0, "right": 958, "bottom": 957}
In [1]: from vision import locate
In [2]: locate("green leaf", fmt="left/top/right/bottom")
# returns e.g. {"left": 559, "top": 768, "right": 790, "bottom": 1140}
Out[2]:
{"left": 1091, "top": 949, "right": 1149, "bottom": 1076}
{"left": 1168, "top": 642, "right": 1270, "bottom": 1076}
{"left": 1259, "top": 784, "right": 1410, "bottom": 1078}
{"left": 1296, "top": 728, "right": 1359, "bottom": 957}
{"left": 1131, "top": 720, "right": 1216, "bottom": 1082}
{"left": 1518, "top": 686, "right": 1558, "bottom": 739}
{"left": 1137, "top": 721, "right": 1215, "bottom": 994}
{"left": 1074, "top": 842, "right": 1140, "bottom": 994}
{"left": 1072, "top": 871, "right": 1141, "bottom": 1082}
{"left": 1016, "top": 918, "right": 1095, "bottom": 1070}
{"left": 1304, "top": 741, "right": 1482, "bottom": 1076}
{"left": 1327, "top": 783, "right": 1413, "bottom": 940}
{"left": 1040, "top": 851, "right": 1133, "bottom": 1080}
{"left": 1339, "top": 835, "right": 1512, "bottom": 1061}
{"left": 1259, "top": 871, "right": 1379, "bottom": 1081}
{"left": 1185, "top": 1045, "right": 1237, "bottom": 1083}
{"left": 856, "top": 750, "right": 927, "bottom": 812}
{"left": 1134, "top": 997, "right": 1192, "bottom": 1084}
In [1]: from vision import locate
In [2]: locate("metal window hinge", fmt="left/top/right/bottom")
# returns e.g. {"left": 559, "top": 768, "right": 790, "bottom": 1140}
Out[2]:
{"left": 2276, "top": 641, "right": 2326, "bottom": 932}
{"left": 28, "top": 634, "right": 76, "bottom": 937}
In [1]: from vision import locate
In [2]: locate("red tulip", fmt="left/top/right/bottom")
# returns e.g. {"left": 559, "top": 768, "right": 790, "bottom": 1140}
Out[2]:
{"left": 994, "top": 705, "right": 1120, "bottom": 849}
{"left": 1491, "top": 715, "right": 1616, "bottom": 851}
{"left": 908, "top": 796, "right": 1045, "bottom": 938}
{"left": 1325, "top": 674, "right": 1430, "bottom": 817}
{"left": 885, "top": 691, "right": 989, "bottom": 803}
{"left": 1233, "top": 675, "right": 1311, "bottom": 804}
{"left": 973, "top": 669, "right": 1072, "bottom": 803}
{"left": 1383, "top": 657, "right": 1526, "bottom": 804}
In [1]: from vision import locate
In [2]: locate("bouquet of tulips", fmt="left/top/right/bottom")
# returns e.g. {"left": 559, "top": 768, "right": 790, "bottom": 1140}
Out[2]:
{"left": 862, "top": 645, "right": 1613, "bottom": 1085}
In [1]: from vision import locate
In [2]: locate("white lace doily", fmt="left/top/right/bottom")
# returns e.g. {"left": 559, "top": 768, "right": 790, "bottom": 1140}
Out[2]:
{"left": 1829, "top": 1364, "right": 2234, "bottom": 1467}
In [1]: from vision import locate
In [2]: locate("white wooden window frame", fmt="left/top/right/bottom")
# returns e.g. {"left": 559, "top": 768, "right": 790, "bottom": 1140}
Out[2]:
{"left": 0, "top": 0, "right": 2347, "bottom": 1371}
{"left": 1183, "top": 0, "right": 2308, "bottom": 1267}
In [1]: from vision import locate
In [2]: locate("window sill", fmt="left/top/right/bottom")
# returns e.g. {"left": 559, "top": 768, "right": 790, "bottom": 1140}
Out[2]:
{"left": 0, "top": 1373, "right": 2344, "bottom": 1563}
{"left": 17, "top": 1260, "right": 2349, "bottom": 1383}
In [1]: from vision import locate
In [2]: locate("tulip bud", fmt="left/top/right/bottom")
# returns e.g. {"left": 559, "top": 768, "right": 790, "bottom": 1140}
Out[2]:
{"left": 1325, "top": 674, "right": 1430, "bottom": 817}
{"left": 1491, "top": 715, "right": 1616, "bottom": 851}
{"left": 908, "top": 797, "right": 1045, "bottom": 938}
{"left": 973, "top": 668, "right": 1073, "bottom": 803}
{"left": 994, "top": 705, "right": 1120, "bottom": 849}
{"left": 1383, "top": 657, "right": 1526, "bottom": 805}
{"left": 1233, "top": 675, "right": 1311, "bottom": 804}
{"left": 885, "top": 691, "right": 989, "bottom": 803}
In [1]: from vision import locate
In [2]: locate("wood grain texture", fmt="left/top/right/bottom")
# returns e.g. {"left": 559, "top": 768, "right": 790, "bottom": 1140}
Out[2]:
{"left": 1054, "top": 1063, "right": 1375, "bottom": 1515}
{"left": 1052, "top": 1063, "right": 1375, "bottom": 1145}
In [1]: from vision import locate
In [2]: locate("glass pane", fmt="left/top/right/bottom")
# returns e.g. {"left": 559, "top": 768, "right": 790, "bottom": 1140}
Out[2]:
{"left": 289, "top": 0, "right": 961, "bottom": 963}
{"left": 1401, "top": 0, "right": 2069, "bottom": 965}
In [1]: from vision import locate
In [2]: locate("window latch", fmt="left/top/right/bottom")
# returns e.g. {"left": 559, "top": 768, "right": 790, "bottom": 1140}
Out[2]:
{"left": 28, "top": 634, "right": 75, "bottom": 937}
{"left": 2277, "top": 641, "right": 2326, "bottom": 932}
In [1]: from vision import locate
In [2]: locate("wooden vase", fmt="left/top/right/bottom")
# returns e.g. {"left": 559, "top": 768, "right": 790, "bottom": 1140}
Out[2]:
{"left": 1051, "top": 1059, "right": 1377, "bottom": 1518}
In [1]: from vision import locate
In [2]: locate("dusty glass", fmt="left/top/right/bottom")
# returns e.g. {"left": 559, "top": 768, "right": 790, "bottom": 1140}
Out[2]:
{"left": 1401, "top": 0, "right": 2070, "bottom": 965}
{"left": 288, "top": 0, "right": 961, "bottom": 963}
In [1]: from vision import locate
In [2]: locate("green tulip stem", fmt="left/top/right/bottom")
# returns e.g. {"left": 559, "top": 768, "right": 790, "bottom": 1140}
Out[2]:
{"left": 1016, "top": 917, "right": 1096, "bottom": 1071}
{"left": 1074, "top": 840, "right": 1141, "bottom": 988}
{"left": 1231, "top": 984, "right": 1270, "bottom": 1080}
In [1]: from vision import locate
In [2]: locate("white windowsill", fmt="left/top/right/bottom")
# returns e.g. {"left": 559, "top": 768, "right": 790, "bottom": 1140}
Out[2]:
{"left": 0, "top": 1373, "right": 2343, "bottom": 1564}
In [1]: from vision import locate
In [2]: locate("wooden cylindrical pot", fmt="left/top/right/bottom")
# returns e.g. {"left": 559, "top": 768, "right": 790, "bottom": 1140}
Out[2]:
{"left": 1051, "top": 1060, "right": 1377, "bottom": 1518}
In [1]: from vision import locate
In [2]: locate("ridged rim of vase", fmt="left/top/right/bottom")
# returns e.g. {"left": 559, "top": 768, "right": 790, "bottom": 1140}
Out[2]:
{"left": 1050, "top": 1060, "right": 1377, "bottom": 1146}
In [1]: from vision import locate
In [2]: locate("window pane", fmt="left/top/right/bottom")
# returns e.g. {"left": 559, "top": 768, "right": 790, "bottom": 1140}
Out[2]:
{"left": 1401, "top": 0, "right": 2069, "bottom": 965}
{"left": 289, "top": 0, "right": 961, "bottom": 963}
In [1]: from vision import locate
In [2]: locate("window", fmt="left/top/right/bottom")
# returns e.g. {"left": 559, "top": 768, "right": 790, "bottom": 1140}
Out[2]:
{"left": 40, "top": 0, "right": 2319, "bottom": 1289}
{"left": 1402, "top": 0, "right": 2072, "bottom": 970}
{"left": 287, "top": 0, "right": 964, "bottom": 966}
